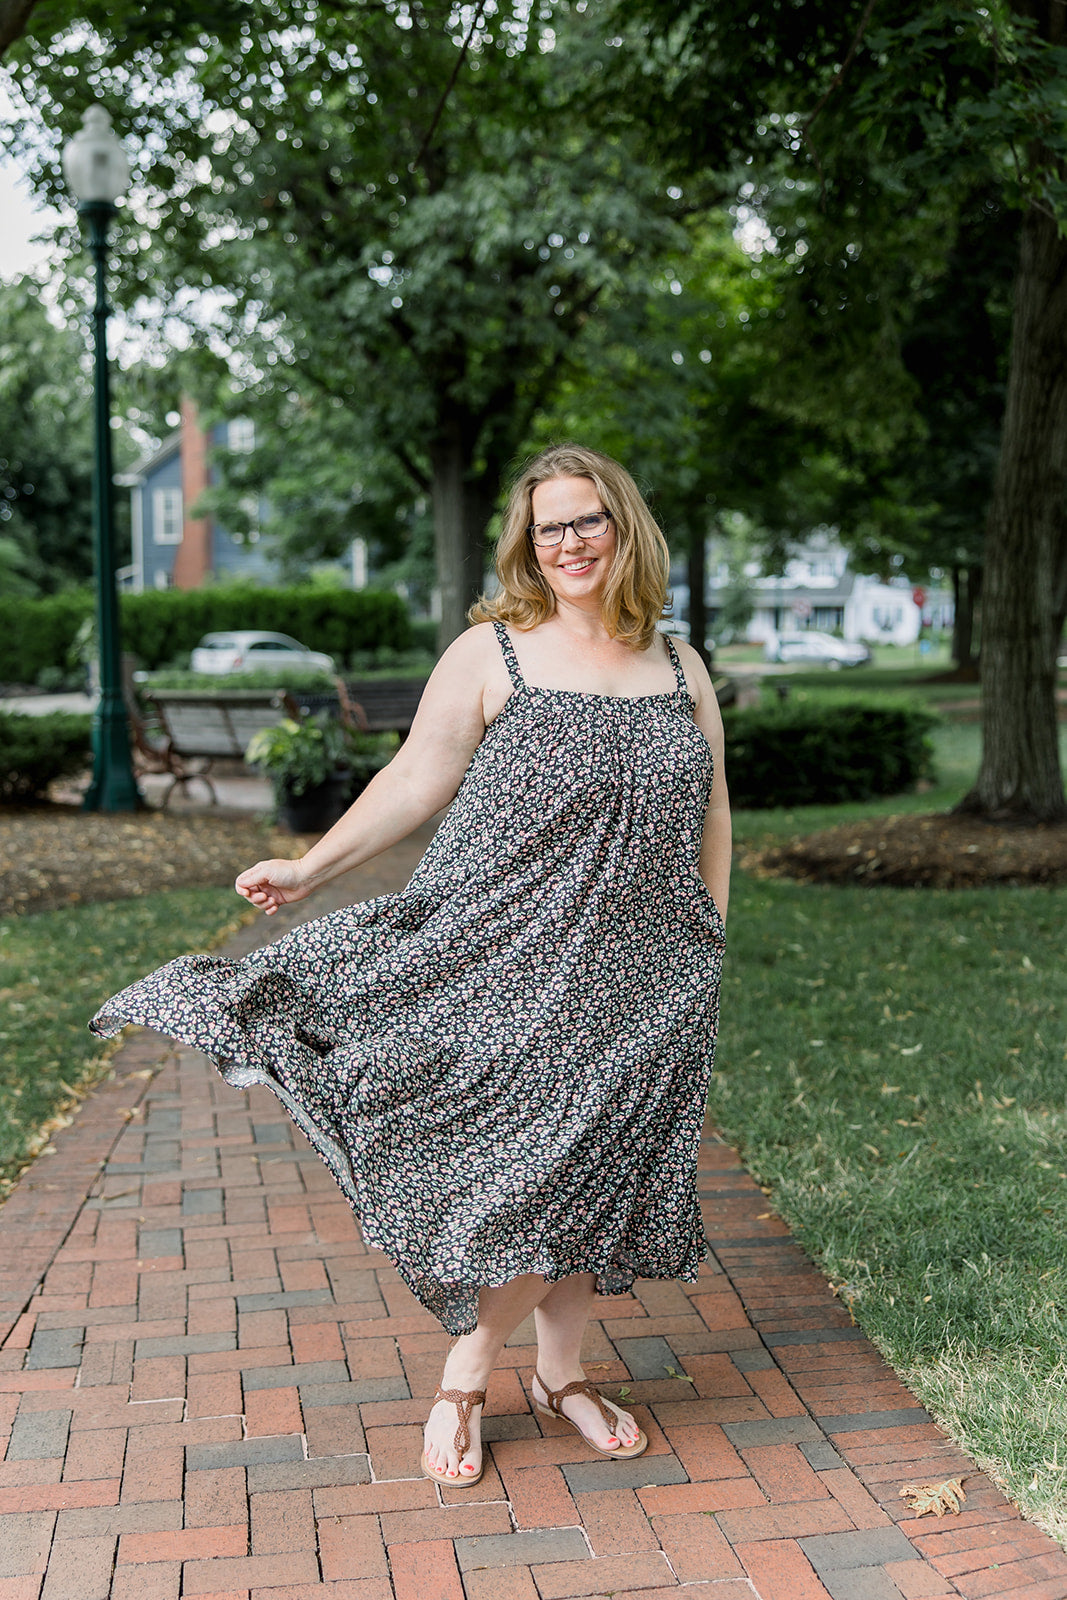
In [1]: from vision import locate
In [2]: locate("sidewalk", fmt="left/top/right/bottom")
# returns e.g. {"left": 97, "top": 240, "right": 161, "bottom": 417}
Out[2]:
{"left": 3, "top": 840, "right": 1066, "bottom": 1600}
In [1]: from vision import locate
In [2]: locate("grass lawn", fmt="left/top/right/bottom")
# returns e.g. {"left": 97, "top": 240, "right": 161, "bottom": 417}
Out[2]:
{"left": 0, "top": 887, "right": 247, "bottom": 1193}
{"left": 715, "top": 873, "right": 1067, "bottom": 1540}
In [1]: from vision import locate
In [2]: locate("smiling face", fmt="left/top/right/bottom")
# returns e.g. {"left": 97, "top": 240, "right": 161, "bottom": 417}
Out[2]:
{"left": 529, "top": 475, "right": 618, "bottom": 612}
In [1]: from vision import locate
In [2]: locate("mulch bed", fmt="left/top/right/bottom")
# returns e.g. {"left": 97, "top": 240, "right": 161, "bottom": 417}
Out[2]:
{"left": 5, "top": 804, "right": 1066, "bottom": 918}
{"left": 745, "top": 811, "right": 1067, "bottom": 888}
{"left": 0, "top": 806, "right": 308, "bottom": 917}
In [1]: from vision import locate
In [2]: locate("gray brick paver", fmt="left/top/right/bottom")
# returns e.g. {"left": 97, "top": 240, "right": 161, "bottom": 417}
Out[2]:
{"left": 820, "top": 1572, "right": 910, "bottom": 1600}
{"left": 723, "top": 1416, "right": 824, "bottom": 1446}
{"left": 800, "top": 1527, "right": 922, "bottom": 1570}
{"left": 6, "top": 1408, "right": 72, "bottom": 1460}
{"left": 454, "top": 1529, "right": 590, "bottom": 1570}
{"left": 819, "top": 1409, "right": 932, "bottom": 1433}
{"left": 186, "top": 1436, "right": 305, "bottom": 1470}
{"left": 25, "top": 1327, "right": 85, "bottom": 1369}
{"left": 561, "top": 1456, "right": 689, "bottom": 1492}
{"left": 242, "top": 1360, "right": 348, "bottom": 1389}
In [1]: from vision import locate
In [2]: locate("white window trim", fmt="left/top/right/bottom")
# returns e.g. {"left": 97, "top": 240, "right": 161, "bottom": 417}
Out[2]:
{"left": 152, "top": 486, "right": 183, "bottom": 545}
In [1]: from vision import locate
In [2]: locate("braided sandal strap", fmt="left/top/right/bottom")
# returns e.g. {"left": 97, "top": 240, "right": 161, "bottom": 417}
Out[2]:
{"left": 536, "top": 1373, "right": 618, "bottom": 1435}
{"left": 433, "top": 1386, "right": 486, "bottom": 1459}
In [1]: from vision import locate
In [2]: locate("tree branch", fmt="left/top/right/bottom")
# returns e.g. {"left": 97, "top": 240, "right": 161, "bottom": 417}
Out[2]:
{"left": 801, "top": 0, "right": 879, "bottom": 207}
{"left": 410, "top": 0, "right": 489, "bottom": 174}
{"left": 0, "top": 0, "right": 42, "bottom": 58}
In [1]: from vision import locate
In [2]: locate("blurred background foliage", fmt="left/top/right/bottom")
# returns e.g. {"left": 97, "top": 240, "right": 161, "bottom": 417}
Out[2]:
{"left": 1, "top": 0, "right": 1065, "bottom": 811}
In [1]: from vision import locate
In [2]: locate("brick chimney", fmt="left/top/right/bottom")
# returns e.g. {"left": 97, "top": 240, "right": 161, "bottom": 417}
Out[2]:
{"left": 171, "top": 397, "right": 212, "bottom": 588}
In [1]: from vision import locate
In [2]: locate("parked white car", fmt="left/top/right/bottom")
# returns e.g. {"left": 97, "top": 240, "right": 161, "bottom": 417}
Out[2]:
{"left": 190, "top": 631, "right": 336, "bottom": 676}
{"left": 763, "top": 631, "right": 871, "bottom": 668}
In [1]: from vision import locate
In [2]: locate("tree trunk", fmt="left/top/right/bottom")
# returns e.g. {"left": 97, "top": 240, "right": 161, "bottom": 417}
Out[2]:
{"left": 687, "top": 523, "right": 710, "bottom": 667}
{"left": 950, "top": 563, "right": 981, "bottom": 673}
{"left": 957, "top": 201, "right": 1067, "bottom": 822}
{"left": 429, "top": 417, "right": 488, "bottom": 654}
{"left": 0, "top": 0, "right": 39, "bottom": 58}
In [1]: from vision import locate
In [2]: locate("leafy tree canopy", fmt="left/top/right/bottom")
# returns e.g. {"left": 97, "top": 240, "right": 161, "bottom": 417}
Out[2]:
{"left": 3, "top": 0, "right": 700, "bottom": 642}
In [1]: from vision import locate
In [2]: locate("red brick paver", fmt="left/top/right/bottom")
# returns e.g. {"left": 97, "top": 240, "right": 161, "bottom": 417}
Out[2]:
{"left": 3, "top": 830, "right": 1065, "bottom": 1599}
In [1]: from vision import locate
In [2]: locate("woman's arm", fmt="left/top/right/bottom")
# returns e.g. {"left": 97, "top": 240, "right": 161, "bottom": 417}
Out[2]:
{"left": 675, "top": 640, "right": 732, "bottom": 923}
{"left": 236, "top": 625, "right": 498, "bottom": 914}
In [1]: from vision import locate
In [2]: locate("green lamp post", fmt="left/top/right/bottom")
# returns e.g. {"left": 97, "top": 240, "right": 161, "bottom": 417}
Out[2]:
{"left": 62, "top": 105, "right": 142, "bottom": 811}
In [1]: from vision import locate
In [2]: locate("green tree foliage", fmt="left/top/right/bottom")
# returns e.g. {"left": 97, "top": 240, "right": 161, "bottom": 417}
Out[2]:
{"left": 0, "top": 281, "right": 96, "bottom": 591}
{"left": 611, "top": 0, "right": 1067, "bottom": 820}
{"left": 533, "top": 218, "right": 844, "bottom": 658}
{"left": 4, "top": 2, "right": 691, "bottom": 647}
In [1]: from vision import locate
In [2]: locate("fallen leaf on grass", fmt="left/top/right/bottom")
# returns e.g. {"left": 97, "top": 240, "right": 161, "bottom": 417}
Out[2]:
{"left": 899, "top": 1477, "right": 967, "bottom": 1516}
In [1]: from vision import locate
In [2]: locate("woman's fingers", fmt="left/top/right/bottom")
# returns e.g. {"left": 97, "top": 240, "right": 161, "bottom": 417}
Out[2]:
{"left": 234, "top": 859, "right": 304, "bottom": 912}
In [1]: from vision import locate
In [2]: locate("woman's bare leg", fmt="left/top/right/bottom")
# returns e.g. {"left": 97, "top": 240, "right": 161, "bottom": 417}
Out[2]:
{"left": 423, "top": 1273, "right": 552, "bottom": 1479}
{"left": 531, "top": 1273, "right": 642, "bottom": 1450}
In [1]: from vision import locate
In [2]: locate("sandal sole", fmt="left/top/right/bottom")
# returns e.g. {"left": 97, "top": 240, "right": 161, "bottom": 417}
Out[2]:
{"left": 421, "top": 1452, "right": 485, "bottom": 1487}
{"left": 534, "top": 1401, "right": 648, "bottom": 1459}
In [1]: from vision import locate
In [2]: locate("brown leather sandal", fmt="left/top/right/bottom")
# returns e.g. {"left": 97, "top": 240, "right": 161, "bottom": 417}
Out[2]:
{"left": 421, "top": 1385, "right": 487, "bottom": 1486}
{"left": 532, "top": 1371, "right": 648, "bottom": 1459}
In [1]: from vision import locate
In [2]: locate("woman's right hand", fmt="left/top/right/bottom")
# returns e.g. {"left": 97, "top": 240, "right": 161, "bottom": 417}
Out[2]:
{"left": 235, "top": 858, "right": 312, "bottom": 916}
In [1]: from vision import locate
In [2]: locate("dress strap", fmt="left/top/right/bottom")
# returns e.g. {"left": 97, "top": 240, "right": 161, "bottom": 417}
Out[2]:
{"left": 493, "top": 621, "right": 525, "bottom": 690}
{"left": 664, "top": 635, "right": 688, "bottom": 695}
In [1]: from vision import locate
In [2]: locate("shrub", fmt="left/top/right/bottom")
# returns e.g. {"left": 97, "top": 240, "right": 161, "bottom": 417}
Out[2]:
{"left": 139, "top": 667, "right": 338, "bottom": 692}
{"left": 723, "top": 698, "right": 936, "bottom": 809}
{"left": 0, "top": 587, "right": 412, "bottom": 681}
{"left": 0, "top": 712, "right": 92, "bottom": 804}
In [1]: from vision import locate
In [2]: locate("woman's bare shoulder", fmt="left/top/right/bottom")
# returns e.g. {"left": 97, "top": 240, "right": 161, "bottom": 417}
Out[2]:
{"left": 432, "top": 621, "right": 500, "bottom": 673}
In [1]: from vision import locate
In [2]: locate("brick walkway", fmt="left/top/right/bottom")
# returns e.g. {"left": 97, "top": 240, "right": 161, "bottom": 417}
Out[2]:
{"left": 3, "top": 832, "right": 1066, "bottom": 1600}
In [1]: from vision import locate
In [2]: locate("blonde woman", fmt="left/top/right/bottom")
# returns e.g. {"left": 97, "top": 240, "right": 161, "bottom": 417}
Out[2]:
{"left": 91, "top": 444, "right": 730, "bottom": 1487}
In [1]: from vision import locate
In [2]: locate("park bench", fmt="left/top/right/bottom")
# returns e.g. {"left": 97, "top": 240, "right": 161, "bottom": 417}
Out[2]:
{"left": 135, "top": 688, "right": 301, "bottom": 808}
{"left": 338, "top": 677, "right": 428, "bottom": 735}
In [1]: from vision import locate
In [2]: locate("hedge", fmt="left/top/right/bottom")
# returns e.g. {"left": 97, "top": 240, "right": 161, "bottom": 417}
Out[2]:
{"left": 0, "top": 711, "right": 92, "bottom": 804}
{"left": 0, "top": 587, "right": 412, "bottom": 682}
{"left": 723, "top": 698, "right": 936, "bottom": 809}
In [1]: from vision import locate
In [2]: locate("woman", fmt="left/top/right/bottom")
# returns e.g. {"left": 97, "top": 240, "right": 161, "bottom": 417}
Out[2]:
{"left": 90, "top": 443, "right": 730, "bottom": 1488}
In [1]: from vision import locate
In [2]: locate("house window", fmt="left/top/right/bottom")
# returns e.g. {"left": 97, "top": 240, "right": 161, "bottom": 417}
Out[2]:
{"left": 229, "top": 418, "right": 256, "bottom": 453}
{"left": 152, "top": 487, "right": 183, "bottom": 544}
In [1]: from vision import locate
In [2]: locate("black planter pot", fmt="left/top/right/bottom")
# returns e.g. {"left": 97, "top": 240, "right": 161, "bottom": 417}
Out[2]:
{"left": 278, "top": 770, "right": 353, "bottom": 834}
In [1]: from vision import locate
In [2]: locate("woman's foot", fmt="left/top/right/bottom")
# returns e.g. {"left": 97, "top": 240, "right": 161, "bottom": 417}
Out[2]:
{"left": 531, "top": 1369, "right": 643, "bottom": 1453}
{"left": 422, "top": 1381, "right": 486, "bottom": 1482}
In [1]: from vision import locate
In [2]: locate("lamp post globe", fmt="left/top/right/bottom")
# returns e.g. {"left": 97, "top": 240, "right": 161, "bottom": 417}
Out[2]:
{"left": 62, "top": 104, "right": 141, "bottom": 811}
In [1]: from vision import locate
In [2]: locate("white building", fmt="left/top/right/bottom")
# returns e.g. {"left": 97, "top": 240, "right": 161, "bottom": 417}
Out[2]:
{"left": 712, "top": 534, "right": 947, "bottom": 647}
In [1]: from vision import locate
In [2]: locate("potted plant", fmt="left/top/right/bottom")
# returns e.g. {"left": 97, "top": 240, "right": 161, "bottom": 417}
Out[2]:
{"left": 245, "top": 713, "right": 354, "bottom": 833}
{"left": 245, "top": 714, "right": 399, "bottom": 833}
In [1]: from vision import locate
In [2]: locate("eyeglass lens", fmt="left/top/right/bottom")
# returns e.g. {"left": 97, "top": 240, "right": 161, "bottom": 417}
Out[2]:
{"left": 530, "top": 513, "right": 612, "bottom": 547}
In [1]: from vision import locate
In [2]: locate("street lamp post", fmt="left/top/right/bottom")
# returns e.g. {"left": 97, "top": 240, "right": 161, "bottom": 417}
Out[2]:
{"left": 62, "top": 105, "right": 141, "bottom": 811}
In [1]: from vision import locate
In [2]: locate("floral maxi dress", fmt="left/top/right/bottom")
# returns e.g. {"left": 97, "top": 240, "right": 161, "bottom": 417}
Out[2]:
{"left": 90, "top": 624, "right": 727, "bottom": 1334}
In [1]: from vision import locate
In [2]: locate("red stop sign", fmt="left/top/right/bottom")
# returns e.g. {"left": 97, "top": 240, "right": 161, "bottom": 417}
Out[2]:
{"left": 912, "top": 586, "right": 926, "bottom": 607}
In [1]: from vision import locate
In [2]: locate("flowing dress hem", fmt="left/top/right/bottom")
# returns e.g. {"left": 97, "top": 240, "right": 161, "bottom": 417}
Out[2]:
{"left": 90, "top": 1008, "right": 712, "bottom": 1338}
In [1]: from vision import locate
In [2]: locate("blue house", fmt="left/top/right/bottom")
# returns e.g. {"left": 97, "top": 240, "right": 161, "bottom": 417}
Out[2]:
{"left": 122, "top": 403, "right": 281, "bottom": 591}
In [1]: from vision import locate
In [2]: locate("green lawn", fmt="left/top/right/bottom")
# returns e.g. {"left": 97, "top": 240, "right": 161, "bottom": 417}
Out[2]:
{"left": 715, "top": 874, "right": 1067, "bottom": 1540}
{"left": 0, "top": 887, "right": 246, "bottom": 1192}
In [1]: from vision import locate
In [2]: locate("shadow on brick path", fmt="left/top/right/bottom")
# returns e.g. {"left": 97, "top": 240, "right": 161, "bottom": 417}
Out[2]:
{"left": 2, "top": 824, "right": 1065, "bottom": 1600}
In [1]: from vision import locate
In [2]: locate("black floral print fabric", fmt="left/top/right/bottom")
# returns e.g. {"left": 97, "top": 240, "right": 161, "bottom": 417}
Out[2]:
{"left": 90, "top": 623, "right": 726, "bottom": 1334}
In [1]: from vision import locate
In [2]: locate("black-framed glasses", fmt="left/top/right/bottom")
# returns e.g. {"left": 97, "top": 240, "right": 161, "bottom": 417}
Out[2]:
{"left": 527, "top": 511, "right": 614, "bottom": 548}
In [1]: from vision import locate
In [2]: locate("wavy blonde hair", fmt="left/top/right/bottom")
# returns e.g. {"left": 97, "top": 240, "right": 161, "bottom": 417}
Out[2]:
{"left": 468, "top": 444, "right": 670, "bottom": 650}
